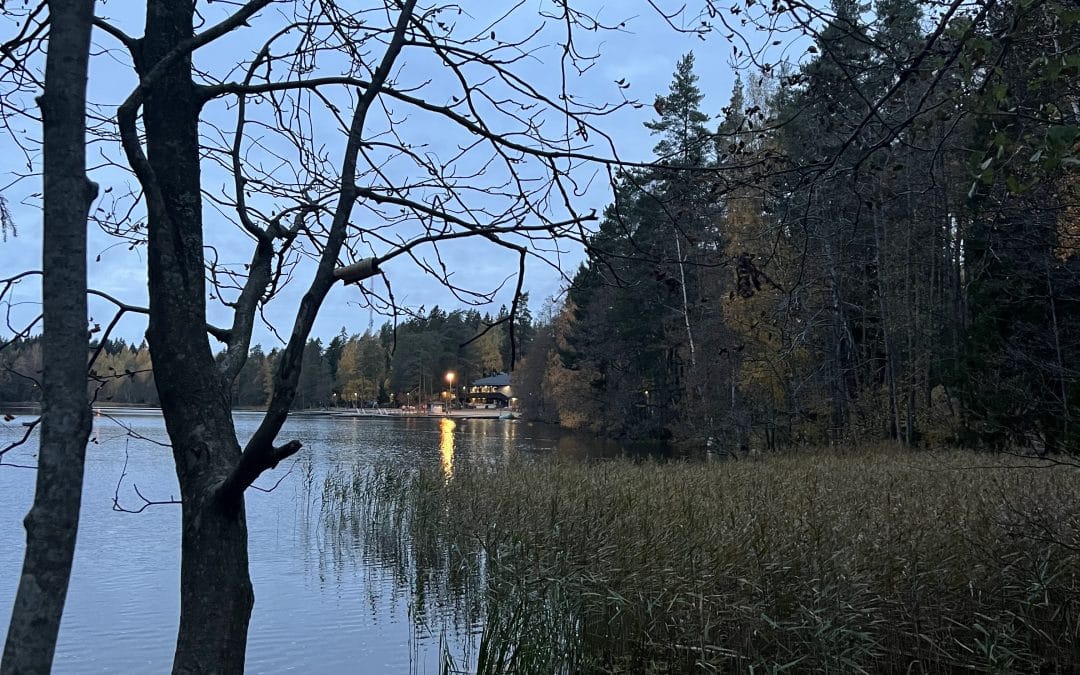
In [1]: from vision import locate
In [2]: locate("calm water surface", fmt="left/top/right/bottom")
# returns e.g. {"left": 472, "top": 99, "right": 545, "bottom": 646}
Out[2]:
{"left": 0, "top": 410, "right": 634, "bottom": 674}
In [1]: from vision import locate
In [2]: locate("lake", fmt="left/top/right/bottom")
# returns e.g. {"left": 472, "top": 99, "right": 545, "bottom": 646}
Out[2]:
{"left": 0, "top": 409, "right": 638, "bottom": 674}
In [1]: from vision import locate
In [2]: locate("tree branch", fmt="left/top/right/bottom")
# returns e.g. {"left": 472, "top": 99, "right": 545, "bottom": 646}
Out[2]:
{"left": 222, "top": 0, "right": 419, "bottom": 503}
{"left": 91, "top": 17, "right": 137, "bottom": 51}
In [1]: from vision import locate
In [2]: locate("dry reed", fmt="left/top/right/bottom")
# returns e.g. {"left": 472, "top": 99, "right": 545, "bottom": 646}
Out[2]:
{"left": 321, "top": 448, "right": 1080, "bottom": 673}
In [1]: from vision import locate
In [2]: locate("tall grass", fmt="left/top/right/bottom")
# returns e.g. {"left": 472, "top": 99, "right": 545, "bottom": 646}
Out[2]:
{"left": 321, "top": 449, "right": 1080, "bottom": 673}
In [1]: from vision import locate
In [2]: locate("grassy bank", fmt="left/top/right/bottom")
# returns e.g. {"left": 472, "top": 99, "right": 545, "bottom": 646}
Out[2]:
{"left": 321, "top": 450, "right": 1080, "bottom": 673}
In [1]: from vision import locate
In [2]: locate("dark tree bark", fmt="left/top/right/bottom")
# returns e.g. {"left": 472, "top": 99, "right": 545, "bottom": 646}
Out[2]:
{"left": 133, "top": 3, "right": 255, "bottom": 671}
{"left": 118, "top": 1, "right": 409, "bottom": 670}
{"left": 99, "top": 0, "right": 628, "bottom": 668}
{"left": 1, "top": 0, "right": 96, "bottom": 672}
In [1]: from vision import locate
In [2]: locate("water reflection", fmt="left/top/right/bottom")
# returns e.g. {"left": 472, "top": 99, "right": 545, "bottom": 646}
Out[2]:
{"left": 439, "top": 417, "right": 455, "bottom": 478}
{"left": 0, "top": 412, "right": 679, "bottom": 673}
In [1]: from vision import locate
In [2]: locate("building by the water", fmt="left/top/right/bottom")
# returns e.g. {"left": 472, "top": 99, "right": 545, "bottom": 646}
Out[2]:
{"left": 467, "top": 372, "right": 513, "bottom": 408}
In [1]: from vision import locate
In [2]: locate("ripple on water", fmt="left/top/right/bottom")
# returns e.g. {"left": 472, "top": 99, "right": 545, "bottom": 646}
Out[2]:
{"left": 1, "top": 412, "right": 614, "bottom": 673}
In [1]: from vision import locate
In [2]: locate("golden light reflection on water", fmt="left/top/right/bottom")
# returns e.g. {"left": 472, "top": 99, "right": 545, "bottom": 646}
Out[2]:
{"left": 439, "top": 417, "right": 456, "bottom": 478}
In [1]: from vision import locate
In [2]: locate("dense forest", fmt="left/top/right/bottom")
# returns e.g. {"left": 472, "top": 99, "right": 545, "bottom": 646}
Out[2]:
{"left": 513, "top": 0, "right": 1080, "bottom": 452}
{"left": 2, "top": 0, "right": 1077, "bottom": 454}
{"left": 0, "top": 303, "right": 533, "bottom": 409}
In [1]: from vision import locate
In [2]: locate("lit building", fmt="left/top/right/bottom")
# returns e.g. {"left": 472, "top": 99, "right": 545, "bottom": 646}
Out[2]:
{"left": 467, "top": 372, "right": 512, "bottom": 408}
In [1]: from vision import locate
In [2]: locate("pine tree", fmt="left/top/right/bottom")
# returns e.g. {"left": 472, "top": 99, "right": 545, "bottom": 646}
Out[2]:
{"left": 647, "top": 52, "right": 711, "bottom": 166}
{"left": 552, "top": 55, "right": 721, "bottom": 438}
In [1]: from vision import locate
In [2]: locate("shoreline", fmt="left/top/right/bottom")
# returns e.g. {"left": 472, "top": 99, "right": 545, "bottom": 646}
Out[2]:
{"left": 304, "top": 408, "right": 517, "bottom": 420}
{"left": 2, "top": 403, "right": 518, "bottom": 421}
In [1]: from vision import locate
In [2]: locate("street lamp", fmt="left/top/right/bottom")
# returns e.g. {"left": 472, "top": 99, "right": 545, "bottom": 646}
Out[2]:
{"left": 445, "top": 371, "right": 455, "bottom": 410}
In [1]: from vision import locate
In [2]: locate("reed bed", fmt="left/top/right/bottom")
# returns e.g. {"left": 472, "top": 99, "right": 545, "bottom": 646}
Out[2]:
{"left": 320, "top": 449, "right": 1080, "bottom": 673}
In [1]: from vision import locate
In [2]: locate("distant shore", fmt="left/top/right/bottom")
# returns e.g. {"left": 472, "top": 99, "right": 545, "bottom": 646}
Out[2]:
{"left": 295, "top": 407, "right": 517, "bottom": 420}
{"left": 2, "top": 403, "right": 518, "bottom": 421}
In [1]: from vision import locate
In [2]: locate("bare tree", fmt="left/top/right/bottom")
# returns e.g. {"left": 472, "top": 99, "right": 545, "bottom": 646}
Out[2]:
{"left": 73, "top": 0, "right": 695, "bottom": 670}
{"left": 5, "top": 0, "right": 1062, "bottom": 670}
{"left": 1, "top": 0, "right": 96, "bottom": 672}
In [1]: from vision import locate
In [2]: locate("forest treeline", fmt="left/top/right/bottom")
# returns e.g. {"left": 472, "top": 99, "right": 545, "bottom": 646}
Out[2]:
{"left": 514, "top": 0, "right": 1080, "bottom": 452}
{"left": 2, "top": 0, "right": 1077, "bottom": 454}
{"left": 0, "top": 303, "right": 533, "bottom": 409}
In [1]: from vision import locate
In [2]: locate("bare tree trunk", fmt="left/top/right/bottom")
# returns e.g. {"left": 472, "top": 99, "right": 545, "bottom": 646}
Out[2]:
{"left": 873, "top": 204, "right": 901, "bottom": 441}
{"left": 120, "top": 2, "right": 412, "bottom": 669}
{"left": 1045, "top": 260, "right": 1069, "bottom": 447}
{"left": 823, "top": 233, "right": 849, "bottom": 444}
{"left": 133, "top": 3, "right": 256, "bottom": 670}
{"left": 672, "top": 232, "right": 696, "bottom": 367}
{"left": 1, "top": 1, "right": 96, "bottom": 672}
{"left": 172, "top": 442, "right": 253, "bottom": 674}
{"left": 904, "top": 188, "right": 917, "bottom": 445}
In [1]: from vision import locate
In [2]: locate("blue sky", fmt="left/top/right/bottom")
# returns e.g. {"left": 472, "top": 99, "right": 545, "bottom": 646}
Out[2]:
{"left": 0, "top": 1, "right": 750, "bottom": 346}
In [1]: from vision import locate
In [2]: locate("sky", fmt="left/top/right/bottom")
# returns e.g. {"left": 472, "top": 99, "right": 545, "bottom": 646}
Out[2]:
{"left": 0, "top": 0, "right": 757, "bottom": 347}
